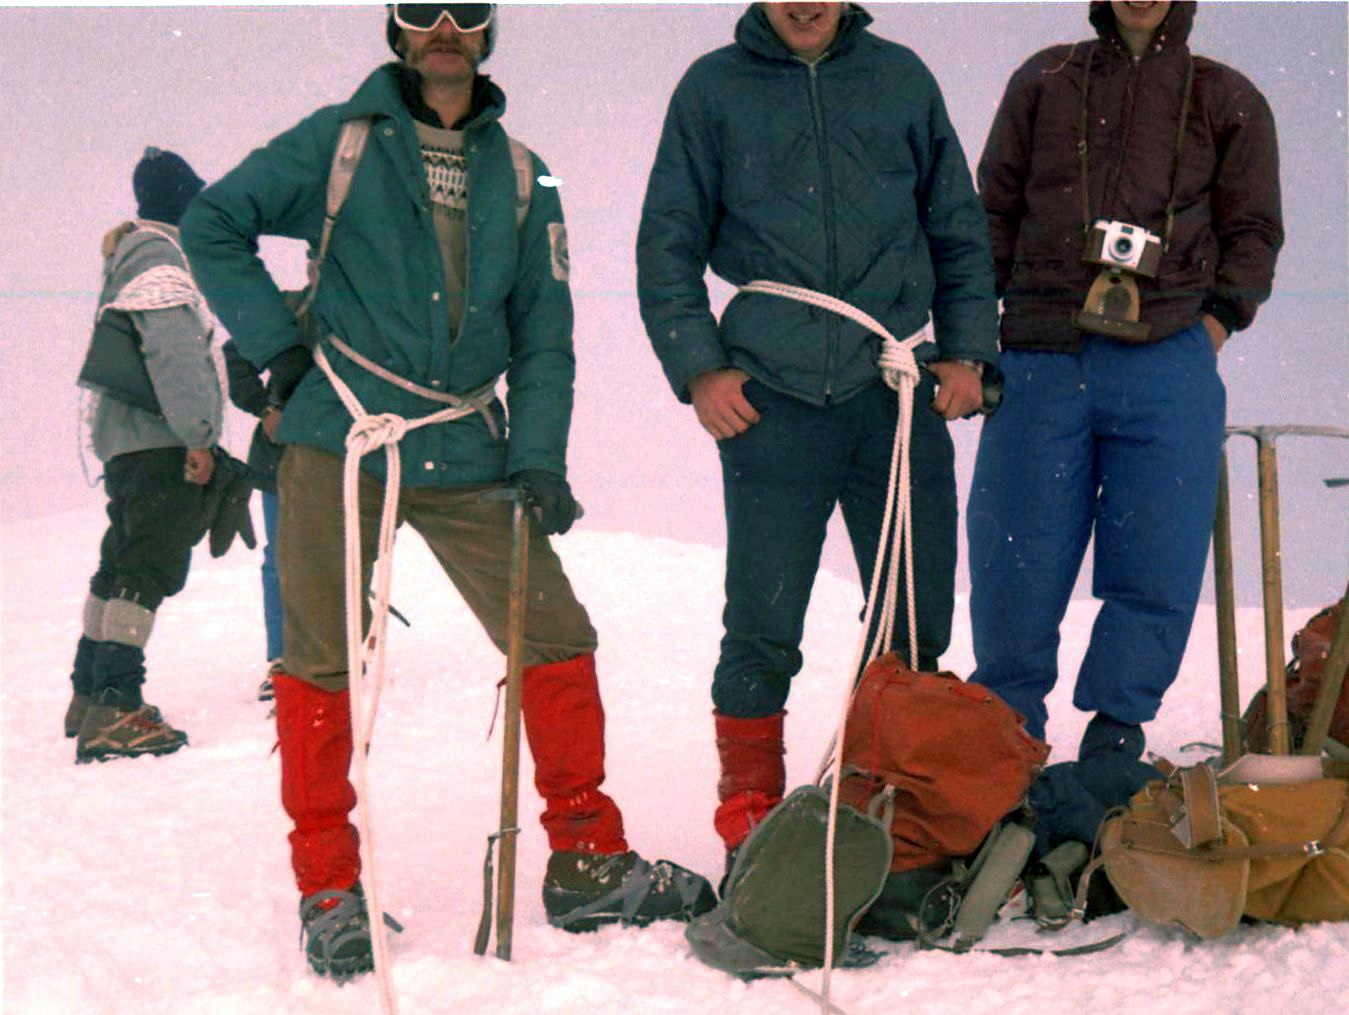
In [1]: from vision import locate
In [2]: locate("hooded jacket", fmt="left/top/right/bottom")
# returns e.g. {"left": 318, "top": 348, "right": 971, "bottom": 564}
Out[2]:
{"left": 637, "top": 4, "right": 998, "bottom": 406}
{"left": 182, "top": 64, "right": 574, "bottom": 486}
{"left": 978, "top": 2, "right": 1283, "bottom": 352}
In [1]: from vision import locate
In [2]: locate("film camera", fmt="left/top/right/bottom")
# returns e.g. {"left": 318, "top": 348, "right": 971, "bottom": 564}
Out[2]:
{"left": 1072, "top": 219, "right": 1164, "bottom": 342}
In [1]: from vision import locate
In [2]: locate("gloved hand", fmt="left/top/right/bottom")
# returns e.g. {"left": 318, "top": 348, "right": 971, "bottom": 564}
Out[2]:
{"left": 510, "top": 469, "right": 578, "bottom": 536}
{"left": 264, "top": 345, "right": 313, "bottom": 406}
{"left": 200, "top": 449, "right": 258, "bottom": 558}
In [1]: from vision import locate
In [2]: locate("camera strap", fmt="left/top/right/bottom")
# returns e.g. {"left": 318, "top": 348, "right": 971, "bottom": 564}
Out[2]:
{"left": 1078, "top": 44, "right": 1195, "bottom": 252}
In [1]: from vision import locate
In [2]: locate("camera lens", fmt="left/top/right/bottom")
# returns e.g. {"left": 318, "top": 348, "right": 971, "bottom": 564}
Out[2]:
{"left": 1112, "top": 236, "right": 1134, "bottom": 258}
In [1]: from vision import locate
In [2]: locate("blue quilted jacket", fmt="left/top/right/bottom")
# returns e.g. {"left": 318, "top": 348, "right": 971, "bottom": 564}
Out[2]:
{"left": 637, "top": 4, "right": 998, "bottom": 406}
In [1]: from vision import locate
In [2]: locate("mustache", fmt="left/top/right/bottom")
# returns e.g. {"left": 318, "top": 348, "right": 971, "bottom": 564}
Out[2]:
{"left": 413, "top": 41, "right": 473, "bottom": 61}
{"left": 424, "top": 43, "right": 463, "bottom": 53}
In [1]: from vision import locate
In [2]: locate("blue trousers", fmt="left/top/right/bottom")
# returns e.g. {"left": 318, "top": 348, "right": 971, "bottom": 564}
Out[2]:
{"left": 714, "top": 377, "right": 956, "bottom": 718}
{"left": 261, "top": 490, "right": 284, "bottom": 661}
{"left": 967, "top": 324, "right": 1225, "bottom": 741}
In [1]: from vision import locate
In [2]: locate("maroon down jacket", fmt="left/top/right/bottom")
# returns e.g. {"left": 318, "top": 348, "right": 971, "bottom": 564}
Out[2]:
{"left": 977, "top": 1, "right": 1283, "bottom": 352}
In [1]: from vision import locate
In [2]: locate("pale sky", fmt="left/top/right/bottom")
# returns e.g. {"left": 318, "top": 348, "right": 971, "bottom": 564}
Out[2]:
{"left": 1, "top": 2, "right": 1345, "bottom": 605}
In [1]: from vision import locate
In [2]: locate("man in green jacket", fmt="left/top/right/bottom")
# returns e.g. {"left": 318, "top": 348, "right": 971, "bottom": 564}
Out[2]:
{"left": 183, "top": 3, "right": 712, "bottom": 980}
{"left": 637, "top": 2, "right": 999, "bottom": 872}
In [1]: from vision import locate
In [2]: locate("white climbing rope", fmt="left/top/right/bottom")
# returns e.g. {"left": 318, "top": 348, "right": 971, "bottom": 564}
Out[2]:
{"left": 313, "top": 341, "right": 497, "bottom": 1015}
{"left": 738, "top": 280, "right": 933, "bottom": 1013}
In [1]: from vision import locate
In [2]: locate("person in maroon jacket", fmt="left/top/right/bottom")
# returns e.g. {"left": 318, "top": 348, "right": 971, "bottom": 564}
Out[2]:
{"left": 968, "top": 1, "right": 1282, "bottom": 754}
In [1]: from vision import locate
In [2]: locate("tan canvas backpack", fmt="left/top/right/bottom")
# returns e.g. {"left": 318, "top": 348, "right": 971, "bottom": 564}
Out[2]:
{"left": 1084, "top": 756, "right": 1349, "bottom": 938}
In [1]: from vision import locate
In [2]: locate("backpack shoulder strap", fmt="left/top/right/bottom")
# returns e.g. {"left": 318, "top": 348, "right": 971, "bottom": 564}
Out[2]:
{"left": 298, "top": 116, "right": 373, "bottom": 317}
{"left": 506, "top": 135, "right": 533, "bottom": 230}
{"left": 324, "top": 117, "right": 373, "bottom": 223}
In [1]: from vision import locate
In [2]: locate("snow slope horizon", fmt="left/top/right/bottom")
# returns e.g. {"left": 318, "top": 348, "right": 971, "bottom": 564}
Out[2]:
{"left": 3, "top": 507, "right": 1347, "bottom": 1014}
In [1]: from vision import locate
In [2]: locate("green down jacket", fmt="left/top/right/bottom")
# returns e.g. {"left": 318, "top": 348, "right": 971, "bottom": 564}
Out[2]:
{"left": 636, "top": 4, "right": 998, "bottom": 406}
{"left": 182, "top": 64, "right": 574, "bottom": 486}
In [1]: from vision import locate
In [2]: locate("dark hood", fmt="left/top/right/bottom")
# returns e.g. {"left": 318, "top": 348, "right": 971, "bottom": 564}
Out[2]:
{"left": 1089, "top": 1, "right": 1196, "bottom": 52}
{"left": 347, "top": 63, "right": 506, "bottom": 131}
{"left": 735, "top": 3, "right": 872, "bottom": 63}
{"left": 394, "top": 64, "right": 502, "bottom": 129}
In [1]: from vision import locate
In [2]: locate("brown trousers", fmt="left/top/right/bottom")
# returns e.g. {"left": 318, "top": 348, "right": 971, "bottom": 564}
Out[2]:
{"left": 277, "top": 445, "right": 597, "bottom": 692}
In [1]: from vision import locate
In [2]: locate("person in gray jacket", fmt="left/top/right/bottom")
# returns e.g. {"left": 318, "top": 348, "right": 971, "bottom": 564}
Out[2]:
{"left": 66, "top": 147, "right": 221, "bottom": 763}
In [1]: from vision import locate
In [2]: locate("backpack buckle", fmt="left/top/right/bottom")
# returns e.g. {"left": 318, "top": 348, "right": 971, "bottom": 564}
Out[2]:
{"left": 1303, "top": 840, "right": 1325, "bottom": 858}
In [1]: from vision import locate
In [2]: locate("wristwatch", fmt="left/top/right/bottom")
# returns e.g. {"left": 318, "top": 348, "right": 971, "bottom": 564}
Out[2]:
{"left": 954, "top": 359, "right": 985, "bottom": 377}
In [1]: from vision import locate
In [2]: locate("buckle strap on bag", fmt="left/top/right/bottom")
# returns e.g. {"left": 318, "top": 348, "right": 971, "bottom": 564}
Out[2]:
{"left": 1168, "top": 764, "right": 1223, "bottom": 849}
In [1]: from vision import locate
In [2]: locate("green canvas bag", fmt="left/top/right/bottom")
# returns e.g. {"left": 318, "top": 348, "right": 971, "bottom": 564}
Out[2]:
{"left": 684, "top": 785, "right": 893, "bottom": 978}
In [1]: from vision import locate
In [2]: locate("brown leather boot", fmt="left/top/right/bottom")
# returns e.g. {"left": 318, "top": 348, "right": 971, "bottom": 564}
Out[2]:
{"left": 75, "top": 701, "right": 187, "bottom": 762}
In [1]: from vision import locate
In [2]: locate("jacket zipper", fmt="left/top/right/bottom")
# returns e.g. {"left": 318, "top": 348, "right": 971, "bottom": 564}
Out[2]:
{"left": 806, "top": 60, "right": 840, "bottom": 401}
{"left": 1103, "top": 55, "right": 1142, "bottom": 218}
{"left": 452, "top": 139, "right": 471, "bottom": 354}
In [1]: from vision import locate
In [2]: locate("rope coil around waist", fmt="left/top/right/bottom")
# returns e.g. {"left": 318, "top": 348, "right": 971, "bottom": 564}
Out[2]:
{"left": 311, "top": 339, "right": 503, "bottom": 1015}
{"left": 738, "top": 279, "right": 933, "bottom": 1013}
{"left": 739, "top": 280, "right": 931, "bottom": 391}
{"left": 326, "top": 333, "right": 501, "bottom": 441}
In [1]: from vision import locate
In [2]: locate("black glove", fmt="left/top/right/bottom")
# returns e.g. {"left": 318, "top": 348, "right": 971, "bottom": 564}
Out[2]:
{"left": 200, "top": 450, "right": 258, "bottom": 558}
{"left": 264, "top": 345, "right": 313, "bottom": 407}
{"left": 510, "top": 469, "right": 578, "bottom": 536}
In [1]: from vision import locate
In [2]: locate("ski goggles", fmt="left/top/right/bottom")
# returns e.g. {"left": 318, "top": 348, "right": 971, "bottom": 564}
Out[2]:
{"left": 391, "top": 3, "right": 495, "bottom": 35}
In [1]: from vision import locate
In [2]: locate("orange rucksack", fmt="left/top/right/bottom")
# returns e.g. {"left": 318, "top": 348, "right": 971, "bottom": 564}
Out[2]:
{"left": 838, "top": 653, "right": 1050, "bottom": 873}
{"left": 1244, "top": 601, "right": 1349, "bottom": 753}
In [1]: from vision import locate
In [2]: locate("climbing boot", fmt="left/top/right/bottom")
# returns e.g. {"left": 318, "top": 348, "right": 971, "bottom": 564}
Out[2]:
{"left": 64, "top": 692, "right": 93, "bottom": 739}
{"left": 66, "top": 623, "right": 103, "bottom": 737}
{"left": 1079, "top": 712, "right": 1145, "bottom": 761}
{"left": 75, "top": 702, "right": 188, "bottom": 763}
{"left": 299, "top": 883, "right": 373, "bottom": 980}
{"left": 543, "top": 849, "right": 715, "bottom": 932}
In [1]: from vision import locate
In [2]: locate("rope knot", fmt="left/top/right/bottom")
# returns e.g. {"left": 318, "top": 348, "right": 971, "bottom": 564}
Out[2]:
{"left": 347, "top": 412, "right": 409, "bottom": 453}
{"left": 878, "top": 337, "right": 920, "bottom": 391}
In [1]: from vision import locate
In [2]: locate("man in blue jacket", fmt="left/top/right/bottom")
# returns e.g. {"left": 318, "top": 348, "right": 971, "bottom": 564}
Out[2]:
{"left": 183, "top": 3, "right": 711, "bottom": 980}
{"left": 636, "top": 3, "right": 998, "bottom": 869}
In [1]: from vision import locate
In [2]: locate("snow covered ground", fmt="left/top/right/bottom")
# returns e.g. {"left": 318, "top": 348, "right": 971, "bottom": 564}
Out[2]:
{"left": 3, "top": 506, "right": 1346, "bottom": 1014}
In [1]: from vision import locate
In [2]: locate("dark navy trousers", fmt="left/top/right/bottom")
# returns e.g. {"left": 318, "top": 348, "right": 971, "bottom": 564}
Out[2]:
{"left": 713, "top": 377, "right": 956, "bottom": 718}
{"left": 967, "top": 323, "right": 1225, "bottom": 741}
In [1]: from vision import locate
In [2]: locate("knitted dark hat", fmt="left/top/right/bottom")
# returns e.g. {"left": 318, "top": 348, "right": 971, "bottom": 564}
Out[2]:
{"left": 385, "top": 4, "right": 496, "bottom": 62}
{"left": 133, "top": 147, "right": 205, "bottom": 226}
